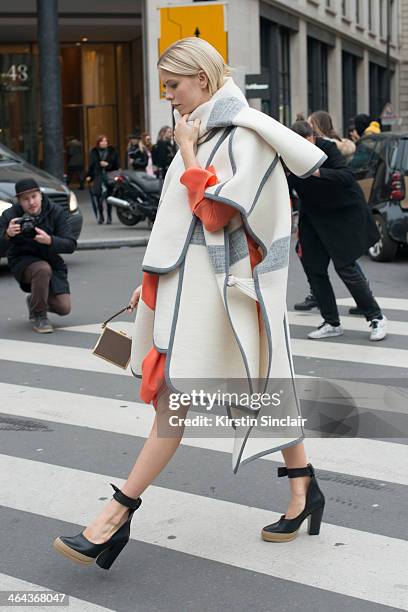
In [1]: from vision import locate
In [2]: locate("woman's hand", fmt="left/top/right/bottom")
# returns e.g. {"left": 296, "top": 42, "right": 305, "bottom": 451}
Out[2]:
{"left": 174, "top": 115, "right": 200, "bottom": 151}
{"left": 100, "top": 160, "right": 109, "bottom": 168}
{"left": 127, "top": 285, "right": 142, "bottom": 312}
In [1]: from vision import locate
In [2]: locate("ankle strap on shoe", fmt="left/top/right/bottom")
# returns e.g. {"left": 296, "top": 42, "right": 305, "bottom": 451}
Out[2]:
{"left": 278, "top": 463, "right": 315, "bottom": 478}
{"left": 110, "top": 483, "right": 142, "bottom": 510}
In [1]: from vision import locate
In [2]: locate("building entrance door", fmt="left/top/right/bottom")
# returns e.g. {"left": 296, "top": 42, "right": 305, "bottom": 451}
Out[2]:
{"left": 61, "top": 42, "right": 135, "bottom": 172}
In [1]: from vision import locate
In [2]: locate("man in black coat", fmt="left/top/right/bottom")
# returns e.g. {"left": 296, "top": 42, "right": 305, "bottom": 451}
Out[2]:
{"left": 0, "top": 178, "right": 76, "bottom": 333}
{"left": 288, "top": 121, "right": 387, "bottom": 341}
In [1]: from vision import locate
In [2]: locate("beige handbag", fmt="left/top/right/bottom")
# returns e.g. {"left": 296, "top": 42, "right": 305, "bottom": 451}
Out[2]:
{"left": 92, "top": 306, "right": 133, "bottom": 369}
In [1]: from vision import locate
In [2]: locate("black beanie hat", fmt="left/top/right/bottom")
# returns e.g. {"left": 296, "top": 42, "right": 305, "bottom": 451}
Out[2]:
{"left": 354, "top": 114, "right": 371, "bottom": 137}
{"left": 15, "top": 178, "right": 41, "bottom": 197}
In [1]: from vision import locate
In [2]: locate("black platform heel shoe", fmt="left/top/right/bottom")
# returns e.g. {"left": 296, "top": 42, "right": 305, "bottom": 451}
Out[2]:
{"left": 261, "top": 463, "right": 325, "bottom": 543}
{"left": 53, "top": 483, "right": 142, "bottom": 569}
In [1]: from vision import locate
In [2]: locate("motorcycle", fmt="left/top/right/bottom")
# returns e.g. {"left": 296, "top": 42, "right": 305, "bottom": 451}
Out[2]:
{"left": 107, "top": 170, "right": 162, "bottom": 227}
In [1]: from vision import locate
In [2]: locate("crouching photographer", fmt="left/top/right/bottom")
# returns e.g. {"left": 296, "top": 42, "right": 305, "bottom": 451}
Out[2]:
{"left": 0, "top": 178, "right": 77, "bottom": 333}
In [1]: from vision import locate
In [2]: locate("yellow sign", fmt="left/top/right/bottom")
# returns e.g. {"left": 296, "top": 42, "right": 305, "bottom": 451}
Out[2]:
{"left": 159, "top": 4, "right": 227, "bottom": 98}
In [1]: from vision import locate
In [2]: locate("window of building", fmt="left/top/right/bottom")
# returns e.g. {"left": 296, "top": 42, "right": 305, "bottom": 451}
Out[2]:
{"left": 260, "top": 17, "right": 291, "bottom": 125}
{"left": 379, "top": 0, "right": 385, "bottom": 38}
{"left": 355, "top": 0, "right": 361, "bottom": 24}
{"left": 342, "top": 51, "right": 358, "bottom": 135}
{"left": 368, "top": 0, "right": 373, "bottom": 31}
{"left": 341, "top": 0, "right": 348, "bottom": 18}
{"left": 307, "top": 37, "right": 328, "bottom": 113}
{"left": 369, "top": 61, "right": 387, "bottom": 117}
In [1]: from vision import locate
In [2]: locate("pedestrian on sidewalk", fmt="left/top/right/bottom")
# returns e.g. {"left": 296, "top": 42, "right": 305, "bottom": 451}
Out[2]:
{"left": 152, "top": 125, "right": 177, "bottom": 178}
{"left": 0, "top": 178, "right": 76, "bottom": 333}
{"left": 86, "top": 135, "right": 119, "bottom": 225}
{"left": 66, "top": 136, "right": 85, "bottom": 189}
{"left": 126, "top": 130, "right": 148, "bottom": 172}
{"left": 288, "top": 120, "right": 387, "bottom": 341}
{"left": 142, "top": 132, "right": 156, "bottom": 176}
{"left": 54, "top": 37, "right": 328, "bottom": 570}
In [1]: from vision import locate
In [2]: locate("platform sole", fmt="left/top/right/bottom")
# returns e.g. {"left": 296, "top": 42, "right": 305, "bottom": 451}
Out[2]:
{"left": 261, "top": 529, "right": 299, "bottom": 542}
{"left": 53, "top": 537, "right": 96, "bottom": 565}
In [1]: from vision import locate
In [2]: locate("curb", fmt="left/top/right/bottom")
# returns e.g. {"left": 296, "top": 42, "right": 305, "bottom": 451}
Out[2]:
{"left": 77, "top": 237, "right": 149, "bottom": 251}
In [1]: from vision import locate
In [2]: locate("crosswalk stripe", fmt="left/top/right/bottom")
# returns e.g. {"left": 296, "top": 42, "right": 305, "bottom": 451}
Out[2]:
{"left": 292, "top": 337, "right": 407, "bottom": 368}
{"left": 336, "top": 296, "right": 408, "bottom": 311}
{"left": 1, "top": 382, "right": 407, "bottom": 486}
{"left": 0, "top": 573, "right": 113, "bottom": 611}
{"left": 62, "top": 313, "right": 408, "bottom": 338}
{"left": 288, "top": 311, "right": 408, "bottom": 336}
{"left": 0, "top": 339, "right": 128, "bottom": 376}
{"left": 1, "top": 454, "right": 407, "bottom": 610}
{"left": 1, "top": 333, "right": 407, "bottom": 373}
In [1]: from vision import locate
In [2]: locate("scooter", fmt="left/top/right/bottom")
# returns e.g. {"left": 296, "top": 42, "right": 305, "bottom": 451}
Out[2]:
{"left": 107, "top": 170, "right": 162, "bottom": 227}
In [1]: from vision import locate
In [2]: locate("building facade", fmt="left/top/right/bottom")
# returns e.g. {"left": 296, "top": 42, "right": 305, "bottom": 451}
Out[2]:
{"left": 146, "top": 0, "right": 401, "bottom": 140}
{"left": 400, "top": 0, "right": 408, "bottom": 130}
{"left": 0, "top": 0, "right": 402, "bottom": 169}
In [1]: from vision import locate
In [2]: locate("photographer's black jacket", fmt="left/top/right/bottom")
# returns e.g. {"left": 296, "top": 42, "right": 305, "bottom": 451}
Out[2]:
{"left": 0, "top": 195, "right": 76, "bottom": 294}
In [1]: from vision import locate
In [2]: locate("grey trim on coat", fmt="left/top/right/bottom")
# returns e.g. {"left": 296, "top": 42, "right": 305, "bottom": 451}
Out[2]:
{"left": 283, "top": 312, "right": 304, "bottom": 423}
{"left": 142, "top": 128, "right": 238, "bottom": 274}
{"left": 253, "top": 268, "right": 273, "bottom": 387}
{"left": 248, "top": 155, "right": 279, "bottom": 215}
{"left": 206, "top": 126, "right": 234, "bottom": 166}
{"left": 229, "top": 226, "right": 249, "bottom": 266}
{"left": 257, "top": 236, "right": 291, "bottom": 274}
{"left": 164, "top": 258, "right": 187, "bottom": 395}
{"left": 214, "top": 127, "right": 237, "bottom": 196}
{"left": 206, "top": 97, "right": 246, "bottom": 129}
{"left": 142, "top": 216, "right": 197, "bottom": 274}
{"left": 299, "top": 153, "right": 328, "bottom": 178}
{"left": 235, "top": 435, "right": 306, "bottom": 473}
{"left": 222, "top": 227, "right": 255, "bottom": 396}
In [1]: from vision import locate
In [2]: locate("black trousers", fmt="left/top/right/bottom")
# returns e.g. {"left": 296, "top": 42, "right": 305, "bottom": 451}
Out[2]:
{"left": 299, "top": 219, "right": 381, "bottom": 326}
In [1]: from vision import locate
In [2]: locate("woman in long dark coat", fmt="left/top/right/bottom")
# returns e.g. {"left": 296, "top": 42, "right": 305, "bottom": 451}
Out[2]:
{"left": 288, "top": 121, "right": 387, "bottom": 341}
{"left": 86, "top": 135, "right": 119, "bottom": 224}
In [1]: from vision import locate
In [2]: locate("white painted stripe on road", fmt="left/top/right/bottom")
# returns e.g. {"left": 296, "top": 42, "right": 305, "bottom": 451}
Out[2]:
{"left": 289, "top": 311, "right": 408, "bottom": 336}
{"left": 0, "top": 573, "right": 113, "bottom": 611}
{"left": 1, "top": 333, "right": 407, "bottom": 374}
{"left": 0, "top": 339, "right": 128, "bottom": 376}
{"left": 292, "top": 337, "right": 408, "bottom": 369}
{"left": 337, "top": 297, "right": 408, "bottom": 311}
{"left": 1, "top": 383, "right": 407, "bottom": 486}
{"left": 0, "top": 454, "right": 407, "bottom": 610}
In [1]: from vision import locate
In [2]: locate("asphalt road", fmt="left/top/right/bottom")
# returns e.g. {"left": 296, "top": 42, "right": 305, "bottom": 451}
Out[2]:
{"left": 0, "top": 242, "right": 407, "bottom": 612}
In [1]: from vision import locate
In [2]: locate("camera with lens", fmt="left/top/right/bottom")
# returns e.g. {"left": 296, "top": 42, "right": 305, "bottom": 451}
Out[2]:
{"left": 15, "top": 214, "right": 38, "bottom": 239}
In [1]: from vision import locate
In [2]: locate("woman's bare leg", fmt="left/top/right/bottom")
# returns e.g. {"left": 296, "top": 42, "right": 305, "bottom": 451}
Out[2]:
{"left": 83, "top": 387, "right": 188, "bottom": 544}
{"left": 281, "top": 442, "right": 311, "bottom": 519}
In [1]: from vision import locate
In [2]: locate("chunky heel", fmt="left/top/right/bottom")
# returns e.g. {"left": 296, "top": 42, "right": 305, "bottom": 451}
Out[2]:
{"left": 308, "top": 505, "right": 324, "bottom": 535}
{"left": 53, "top": 483, "right": 142, "bottom": 569}
{"left": 262, "top": 463, "right": 326, "bottom": 542}
{"left": 96, "top": 539, "right": 128, "bottom": 569}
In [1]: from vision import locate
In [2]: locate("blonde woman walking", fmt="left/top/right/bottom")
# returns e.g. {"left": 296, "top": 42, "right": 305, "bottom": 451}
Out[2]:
{"left": 54, "top": 37, "right": 326, "bottom": 570}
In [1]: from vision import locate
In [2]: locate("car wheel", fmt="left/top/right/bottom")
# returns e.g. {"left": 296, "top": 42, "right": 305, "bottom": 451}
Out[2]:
{"left": 116, "top": 208, "right": 143, "bottom": 226}
{"left": 368, "top": 213, "right": 398, "bottom": 262}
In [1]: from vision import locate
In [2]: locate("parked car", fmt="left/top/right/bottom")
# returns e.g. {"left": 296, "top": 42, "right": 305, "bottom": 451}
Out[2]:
{"left": 0, "top": 143, "right": 82, "bottom": 259}
{"left": 348, "top": 133, "right": 408, "bottom": 261}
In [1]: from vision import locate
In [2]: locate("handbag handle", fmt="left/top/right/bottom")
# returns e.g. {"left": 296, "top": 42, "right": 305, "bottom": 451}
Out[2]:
{"left": 102, "top": 306, "right": 132, "bottom": 329}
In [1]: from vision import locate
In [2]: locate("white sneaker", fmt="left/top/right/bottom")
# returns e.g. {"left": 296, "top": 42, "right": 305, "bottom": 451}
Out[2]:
{"left": 369, "top": 316, "right": 387, "bottom": 341}
{"left": 308, "top": 322, "right": 344, "bottom": 339}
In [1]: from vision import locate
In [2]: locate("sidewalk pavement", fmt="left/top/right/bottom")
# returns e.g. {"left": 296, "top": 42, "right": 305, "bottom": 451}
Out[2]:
{"left": 76, "top": 189, "right": 151, "bottom": 251}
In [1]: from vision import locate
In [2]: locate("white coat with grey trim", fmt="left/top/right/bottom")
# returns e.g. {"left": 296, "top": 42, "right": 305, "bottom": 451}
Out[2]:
{"left": 131, "top": 78, "right": 326, "bottom": 472}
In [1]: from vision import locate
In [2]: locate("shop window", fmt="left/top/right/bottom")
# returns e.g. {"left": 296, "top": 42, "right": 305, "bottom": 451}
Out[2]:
{"left": 307, "top": 37, "right": 328, "bottom": 114}
{"left": 260, "top": 17, "right": 291, "bottom": 125}
{"left": 342, "top": 51, "right": 358, "bottom": 136}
